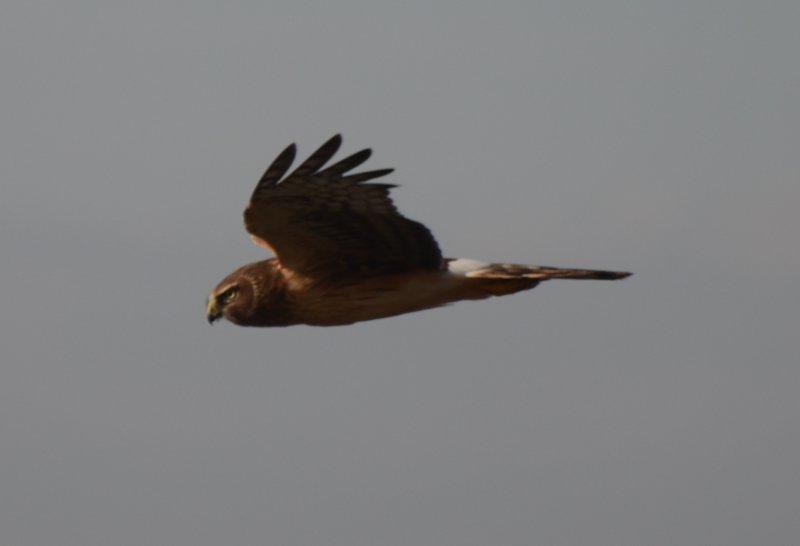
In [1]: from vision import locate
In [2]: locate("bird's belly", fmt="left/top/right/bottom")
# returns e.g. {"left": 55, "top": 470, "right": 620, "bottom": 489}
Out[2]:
{"left": 292, "top": 271, "right": 473, "bottom": 326}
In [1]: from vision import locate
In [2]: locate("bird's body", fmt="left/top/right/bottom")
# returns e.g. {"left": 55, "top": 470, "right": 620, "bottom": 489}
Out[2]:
{"left": 207, "top": 135, "right": 630, "bottom": 327}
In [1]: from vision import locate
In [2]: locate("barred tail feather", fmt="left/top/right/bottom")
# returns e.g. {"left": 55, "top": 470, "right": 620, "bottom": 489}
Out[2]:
{"left": 444, "top": 258, "right": 630, "bottom": 299}
{"left": 467, "top": 263, "right": 632, "bottom": 281}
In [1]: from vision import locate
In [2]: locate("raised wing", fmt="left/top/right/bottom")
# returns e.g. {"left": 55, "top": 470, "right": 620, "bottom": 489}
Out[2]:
{"left": 244, "top": 135, "right": 443, "bottom": 278}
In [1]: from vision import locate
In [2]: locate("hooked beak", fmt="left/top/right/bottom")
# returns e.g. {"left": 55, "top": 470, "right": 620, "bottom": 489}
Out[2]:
{"left": 206, "top": 299, "right": 222, "bottom": 325}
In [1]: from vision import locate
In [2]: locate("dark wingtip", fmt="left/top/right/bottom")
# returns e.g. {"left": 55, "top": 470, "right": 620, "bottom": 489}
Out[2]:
{"left": 341, "top": 168, "right": 395, "bottom": 184}
{"left": 288, "top": 134, "right": 344, "bottom": 178}
{"left": 255, "top": 142, "right": 297, "bottom": 190}
{"left": 322, "top": 133, "right": 343, "bottom": 150}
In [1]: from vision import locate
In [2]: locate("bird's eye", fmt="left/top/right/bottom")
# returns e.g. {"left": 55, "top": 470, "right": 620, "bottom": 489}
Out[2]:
{"left": 220, "top": 287, "right": 239, "bottom": 304}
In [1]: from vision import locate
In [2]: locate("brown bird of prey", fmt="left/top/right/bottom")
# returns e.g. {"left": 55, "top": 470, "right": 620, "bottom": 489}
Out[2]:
{"left": 206, "top": 135, "right": 630, "bottom": 327}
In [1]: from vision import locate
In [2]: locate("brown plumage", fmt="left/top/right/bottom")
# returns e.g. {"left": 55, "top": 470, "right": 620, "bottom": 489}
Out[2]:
{"left": 206, "top": 135, "right": 631, "bottom": 327}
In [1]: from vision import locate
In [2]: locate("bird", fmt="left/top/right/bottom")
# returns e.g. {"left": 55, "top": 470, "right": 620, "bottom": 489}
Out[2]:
{"left": 206, "top": 134, "right": 631, "bottom": 327}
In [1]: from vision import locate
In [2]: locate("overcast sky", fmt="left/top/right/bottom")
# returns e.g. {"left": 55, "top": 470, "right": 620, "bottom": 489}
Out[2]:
{"left": 2, "top": 2, "right": 799, "bottom": 545}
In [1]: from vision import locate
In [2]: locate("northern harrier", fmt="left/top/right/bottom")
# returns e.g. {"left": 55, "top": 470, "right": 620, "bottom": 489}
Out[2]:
{"left": 207, "top": 135, "right": 630, "bottom": 327}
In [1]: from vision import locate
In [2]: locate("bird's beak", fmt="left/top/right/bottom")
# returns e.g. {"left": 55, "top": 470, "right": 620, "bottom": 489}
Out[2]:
{"left": 206, "top": 299, "right": 222, "bottom": 325}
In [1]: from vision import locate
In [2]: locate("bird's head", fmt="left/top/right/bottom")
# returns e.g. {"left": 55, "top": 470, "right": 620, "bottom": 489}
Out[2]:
{"left": 206, "top": 281, "right": 244, "bottom": 325}
{"left": 206, "top": 260, "right": 285, "bottom": 326}
{"left": 207, "top": 268, "right": 262, "bottom": 326}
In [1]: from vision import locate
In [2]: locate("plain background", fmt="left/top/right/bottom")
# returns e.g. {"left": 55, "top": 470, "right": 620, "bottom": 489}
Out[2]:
{"left": 2, "top": 2, "right": 798, "bottom": 545}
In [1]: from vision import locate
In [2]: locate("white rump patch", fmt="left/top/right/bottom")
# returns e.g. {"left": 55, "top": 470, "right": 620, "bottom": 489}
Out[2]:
{"left": 447, "top": 258, "right": 489, "bottom": 276}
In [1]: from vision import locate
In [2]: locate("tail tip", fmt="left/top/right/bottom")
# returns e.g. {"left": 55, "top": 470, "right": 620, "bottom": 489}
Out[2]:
{"left": 603, "top": 270, "right": 633, "bottom": 280}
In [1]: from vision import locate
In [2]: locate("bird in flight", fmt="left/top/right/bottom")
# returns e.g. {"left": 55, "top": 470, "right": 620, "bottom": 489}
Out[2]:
{"left": 207, "top": 135, "right": 630, "bottom": 327}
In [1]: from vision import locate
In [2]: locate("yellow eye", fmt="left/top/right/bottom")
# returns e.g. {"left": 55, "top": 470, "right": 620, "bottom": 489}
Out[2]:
{"left": 220, "top": 287, "right": 239, "bottom": 304}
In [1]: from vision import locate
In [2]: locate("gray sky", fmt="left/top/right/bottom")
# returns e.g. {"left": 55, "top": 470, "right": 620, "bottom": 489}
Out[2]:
{"left": 2, "top": 2, "right": 799, "bottom": 545}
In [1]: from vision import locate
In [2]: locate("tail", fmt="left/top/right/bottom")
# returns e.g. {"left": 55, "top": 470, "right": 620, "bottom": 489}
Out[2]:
{"left": 446, "top": 259, "right": 631, "bottom": 298}
{"left": 470, "top": 264, "right": 632, "bottom": 281}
